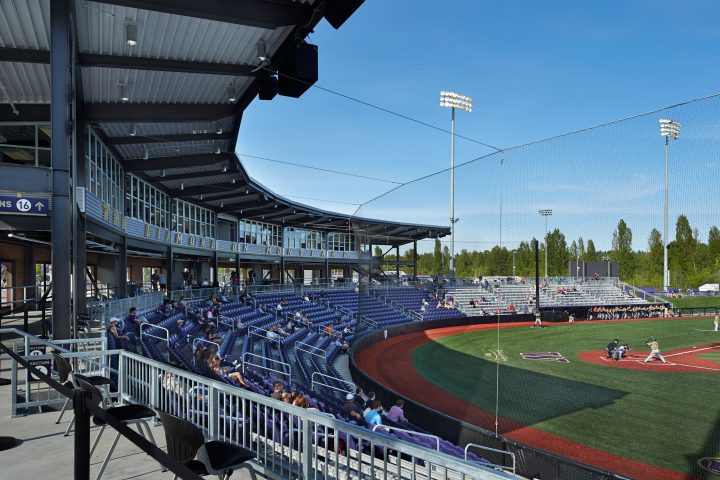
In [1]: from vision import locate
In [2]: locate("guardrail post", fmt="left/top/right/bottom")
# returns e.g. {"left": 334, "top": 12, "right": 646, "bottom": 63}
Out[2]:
{"left": 74, "top": 389, "right": 91, "bottom": 480}
{"left": 301, "top": 418, "right": 312, "bottom": 480}
{"left": 208, "top": 387, "right": 218, "bottom": 440}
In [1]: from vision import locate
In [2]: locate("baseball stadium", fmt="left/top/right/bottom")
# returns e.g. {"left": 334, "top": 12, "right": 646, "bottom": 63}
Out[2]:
{"left": 0, "top": 2, "right": 719, "bottom": 480}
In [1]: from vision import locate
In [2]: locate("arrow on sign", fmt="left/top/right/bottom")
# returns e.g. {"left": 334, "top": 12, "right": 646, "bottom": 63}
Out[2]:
{"left": 35, "top": 202, "right": 44, "bottom": 211}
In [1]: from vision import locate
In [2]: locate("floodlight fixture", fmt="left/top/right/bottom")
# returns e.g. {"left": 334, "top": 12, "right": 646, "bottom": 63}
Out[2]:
{"left": 214, "top": 121, "right": 223, "bottom": 134}
{"left": 227, "top": 84, "right": 236, "bottom": 103}
{"left": 439, "top": 90, "right": 473, "bottom": 113}
{"left": 128, "top": 124, "right": 136, "bottom": 136}
{"left": 180, "top": 183, "right": 184, "bottom": 191}
{"left": 215, "top": 147, "right": 222, "bottom": 154}
{"left": 142, "top": 149, "right": 148, "bottom": 160}
{"left": 659, "top": 118, "right": 680, "bottom": 140}
{"left": 126, "top": 23, "right": 138, "bottom": 46}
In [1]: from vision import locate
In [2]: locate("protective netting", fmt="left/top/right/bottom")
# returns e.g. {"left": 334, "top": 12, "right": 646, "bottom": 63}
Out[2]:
{"left": 349, "top": 94, "right": 720, "bottom": 479}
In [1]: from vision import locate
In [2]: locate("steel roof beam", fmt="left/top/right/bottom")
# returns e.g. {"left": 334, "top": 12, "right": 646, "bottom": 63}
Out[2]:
{"left": 124, "top": 152, "right": 232, "bottom": 172}
{"left": 97, "top": 0, "right": 313, "bottom": 29}
{"left": 105, "top": 131, "right": 232, "bottom": 145}
{"left": 78, "top": 53, "right": 259, "bottom": 76}
{"left": 0, "top": 104, "right": 50, "bottom": 122}
{"left": 0, "top": 47, "right": 49, "bottom": 64}
{"left": 83, "top": 103, "right": 235, "bottom": 122}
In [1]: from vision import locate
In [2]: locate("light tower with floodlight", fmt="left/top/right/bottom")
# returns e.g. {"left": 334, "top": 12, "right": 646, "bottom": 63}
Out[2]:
{"left": 659, "top": 118, "right": 680, "bottom": 292}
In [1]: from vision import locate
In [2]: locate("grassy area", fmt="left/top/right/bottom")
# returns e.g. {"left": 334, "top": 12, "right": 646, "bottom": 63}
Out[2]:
{"left": 665, "top": 295, "right": 720, "bottom": 309}
{"left": 412, "top": 318, "right": 720, "bottom": 476}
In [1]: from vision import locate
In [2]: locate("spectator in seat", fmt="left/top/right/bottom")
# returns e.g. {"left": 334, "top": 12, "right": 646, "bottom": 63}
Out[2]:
{"left": 355, "top": 387, "right": 368, "bottom": 408}
{"left": 271, "top": 381, "right": 284, "bottom": 400}
{"left": 160, "top": 298, "right": 173, "bottom": 317}
{"left": 386, "top": 399, "right": 408, "bottom": 425}
{"left": 343, "top": 393, "right": 363, "bottom": 421}
{"left": 364, "top": 401, "right": 384, "bottom": 428}
{"left": 107, "top": 318, "right": 132, "bottom": 350}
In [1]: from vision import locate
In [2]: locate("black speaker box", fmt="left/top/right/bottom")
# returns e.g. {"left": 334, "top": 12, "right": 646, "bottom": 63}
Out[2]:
{"left": 278, "top": 43, "right": 318, "bottom": 98}
{"left": 258, "top": 72, "right": 278, "bottom": 101}
{"left": 324, "top": 0, "right": 365, "bottom": 29}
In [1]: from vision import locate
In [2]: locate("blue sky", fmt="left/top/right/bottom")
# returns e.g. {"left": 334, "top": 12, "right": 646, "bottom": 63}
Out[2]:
{"left": 237, "top": 0, "right": 720, "bottom": 252}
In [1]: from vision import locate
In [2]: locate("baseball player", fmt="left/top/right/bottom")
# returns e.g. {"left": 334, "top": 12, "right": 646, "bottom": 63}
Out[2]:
{"left": 714, "top": 314, "right": 719, "bottom": 332}
{"left": 644, "top": 336, "right": 666, "bottom": 363}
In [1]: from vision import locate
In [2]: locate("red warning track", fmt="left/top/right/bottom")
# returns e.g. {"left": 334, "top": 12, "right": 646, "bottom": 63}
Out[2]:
{"left": 578, "top": 343, "right": 720, "bottom": 372}
{"left": 354, "top": 321, "right": 698, "bottom": 480}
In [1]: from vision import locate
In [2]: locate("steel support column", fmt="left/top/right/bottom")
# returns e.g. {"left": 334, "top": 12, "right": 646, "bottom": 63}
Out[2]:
{"left": 50, "top": 0, "right": 72, "bottom": 339}
{"left": 166, "top": 247, "right": 173, "bottom": 291}
{"left": 413, "top": 240, "right": 417, "bottom": 281}
{"left": 395, "top": 246, "right": 400, "bottom": 281}
{"left": 73, "top": 123, "right": 87, "bottom": 318}
{"left": 118, "top": 238, "right": 127, "bottom": 298}
{"left": 23, "top": 245, "right": 36, "bottom": 307}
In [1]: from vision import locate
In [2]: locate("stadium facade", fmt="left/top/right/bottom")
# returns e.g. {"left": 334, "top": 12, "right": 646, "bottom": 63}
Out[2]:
{"left": 0, "top": 0, "right": 447, "bottom": 339}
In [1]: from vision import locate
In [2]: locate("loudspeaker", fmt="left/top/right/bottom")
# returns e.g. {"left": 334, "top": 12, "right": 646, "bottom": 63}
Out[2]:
{"left": 324, "top": 0, "right": 365, "bottom": 29}
{"left": 258, "top": 72, "right": 278, "bottom": 101}
{"left": 278, "top": 43, "right": 318, "bottom": 98}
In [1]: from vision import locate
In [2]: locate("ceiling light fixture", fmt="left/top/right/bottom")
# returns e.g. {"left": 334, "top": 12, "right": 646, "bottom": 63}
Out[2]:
{"left": 128, "top": 123, "right": 136, "bottom": 136}
{"left": 126, "top": 23, "right": 138, "bottom": 46}
{"left": 257, "top": 40, "right": 268, "bottom": 62}
{"left": 227, "top": 84, "right": 236, "bottom": 103}
{"left": 180, "top": 183, "right": 184, "bottom": 191}
{"left": 142, "top": 149, "right": 148, "bottom": 160}
{"left": 214, "top": 121, "right": 223, "bottom": 134}
{"left": 119, "top": 83, "right": 129, "bottom": 102}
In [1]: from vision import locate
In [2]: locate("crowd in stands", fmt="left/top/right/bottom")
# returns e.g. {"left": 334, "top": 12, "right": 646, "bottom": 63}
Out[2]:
{"left": 106, "top": 287, "right": 496, "bottom": 468}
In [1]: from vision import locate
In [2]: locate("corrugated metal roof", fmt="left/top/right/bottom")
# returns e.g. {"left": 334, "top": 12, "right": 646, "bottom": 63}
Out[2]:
{"left": 0, "top": 61, "right": 50, "bottom": 103}
{"left": 0, "top": 0, "right": 50, "bottom": 50}
{"left": 115, "top": 139, "right": 230, "bottom": 159}
{"left": 81, "top": 67, "right": 253, "bottom": 104}
{"left": 76, "top": 2, "right": 287, "bottom": 65}
{"left": 100, "top": 117, "right": 234, "bottom": 137}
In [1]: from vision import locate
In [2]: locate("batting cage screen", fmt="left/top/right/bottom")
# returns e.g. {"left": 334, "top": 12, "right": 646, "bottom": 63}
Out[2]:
{"left": 348, "top": 93, "right": 720, "bottom": 479}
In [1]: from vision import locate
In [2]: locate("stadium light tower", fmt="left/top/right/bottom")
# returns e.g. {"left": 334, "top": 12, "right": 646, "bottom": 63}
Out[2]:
{"left": 440, "top": 90, "right": 473, "bottom": 280}
{"left": 659, "top": 119, "right": 680, "bottom": 292}
{"left": 538, "top": 209, "right": 553, "bottom": 278}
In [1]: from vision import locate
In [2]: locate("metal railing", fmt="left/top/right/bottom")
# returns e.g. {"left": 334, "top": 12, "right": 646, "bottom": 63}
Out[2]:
{"left": 374, "top": 424, "right": 440, "bottom": 451}
{"left": 311, "top": 371, "right": 355, "bottom": 395}
{"left": 87, "top": 291, "right": 164, "bottom": 326}
{"left": 240, "top": 352, "right": 291, "bottom": 383}
{"left": 465, "top": 443, "right": 516, "bottom": 474}
{"left": 118, "top": 350, "right": 515, "bottom": 480}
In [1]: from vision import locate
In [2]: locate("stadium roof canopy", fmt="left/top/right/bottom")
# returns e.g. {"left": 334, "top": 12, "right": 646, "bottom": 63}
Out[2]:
{"left": 0, "top": 0, "right": 449, "bottom": 245}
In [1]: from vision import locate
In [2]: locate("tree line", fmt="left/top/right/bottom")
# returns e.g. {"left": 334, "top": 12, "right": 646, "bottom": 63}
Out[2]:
{"left": 381, "top": 215, "right": 720, "bottom": 289}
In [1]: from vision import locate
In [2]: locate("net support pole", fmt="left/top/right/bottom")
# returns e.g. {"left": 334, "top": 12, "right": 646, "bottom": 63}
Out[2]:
{"left": 534, "top": 239, "right": 540, "bottom": 313}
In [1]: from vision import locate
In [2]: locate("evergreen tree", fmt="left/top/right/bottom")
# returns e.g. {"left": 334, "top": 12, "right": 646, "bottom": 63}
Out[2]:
{"left": 545, "top": 228, "right": 569, "bottom": 276}
{"left": 647, "top": 228, "right": 664, "bottom": 281}
{"left": 709, "top": 226, "right": 720, "bottom": 267}
{"left": 612, "top": 219, "right": 635, "bottom": 279}
{"left": 432, "top": 239, "right": 442, "bottom": 274}
{"left": 675, "top": 215, "right": 695, "bottom": 275}
{"left": 578, "top": 237, "right": 586, "bottom": 258}
{"left": 585, "top": 239, "right": 597, "bottom": 261}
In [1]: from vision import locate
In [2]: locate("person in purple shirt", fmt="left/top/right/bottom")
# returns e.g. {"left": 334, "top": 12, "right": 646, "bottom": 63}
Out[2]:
{"left": 385, "top": 399, "right": 408, "bottom": 424}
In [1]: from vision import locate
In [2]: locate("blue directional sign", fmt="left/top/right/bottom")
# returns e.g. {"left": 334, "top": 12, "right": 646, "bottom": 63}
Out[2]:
{"left": 0, "top": 195, "right": 49, "bottom": 216}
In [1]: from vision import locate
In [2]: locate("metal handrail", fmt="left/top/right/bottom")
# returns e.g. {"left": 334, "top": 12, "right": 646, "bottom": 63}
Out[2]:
{"left": 296, "top": 341, "right": 326, "bottom": 357}
{"left": 373, "top": 424, "right": 440, "bottom": 451}
{"left": 241, "top": 352, "right": 291, "bottom": 383}
{"left": 192, "top": 338, "right": 220, "bottom": 352}
{"left": 311, "top": 371, "right": 354, "bottom": 395}
{"left": 465, "top": 443, "right": 517, "bottom": 473}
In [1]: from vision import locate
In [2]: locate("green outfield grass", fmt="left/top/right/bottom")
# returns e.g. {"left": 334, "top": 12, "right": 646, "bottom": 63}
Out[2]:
{"left": 412, "top": 317, "right": 720, "bottom": 476}
{"left": 666, "top": 295, "right": 720, "bottom": 308}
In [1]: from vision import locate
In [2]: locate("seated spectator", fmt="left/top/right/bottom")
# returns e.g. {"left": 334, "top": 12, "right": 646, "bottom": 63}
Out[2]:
{"left": 354, "top": 387, "right": 368, "bottom": 408}
{"left": 267, "top": 328, "right": 279, "bottom": 342}
{"left": 107, "top": 318, "right": 131, "bottom": 350}
{"left": 364, "top": 400, "right": 383, "bottom": 427}
{"left": 271, "top": 381, "right": 284, "bottom": 400}
{"left": 343, "top": 393, "right": 363, "bottom": 421}
{"left": 209, "top": 354, "right": 248, "bottom": 387}
{"left": 386, "top": 399, "right": 408, "bottom": 424}
{"left": 159, "top": 299, "right": 173, "bottom": 317}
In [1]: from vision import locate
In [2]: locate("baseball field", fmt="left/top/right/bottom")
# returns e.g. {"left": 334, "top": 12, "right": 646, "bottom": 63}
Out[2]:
{"left": 355, "top": 316, "right": 720, "bottom": 479}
